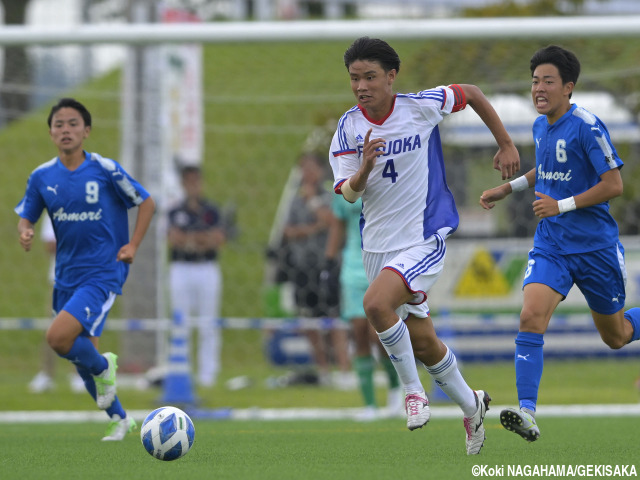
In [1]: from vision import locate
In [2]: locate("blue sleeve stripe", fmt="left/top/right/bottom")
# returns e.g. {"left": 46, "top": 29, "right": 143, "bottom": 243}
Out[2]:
{"left": 332, "top": 149, "right": 357, "bottom": 157}
{"left": 336, "top": 107, "right": 359, "bottom": 152}
{"left": 333, "top": 178, "right": 347, "bottom": 194}
{"left": 398, "top": 88, "right": 445, "bottom": 103}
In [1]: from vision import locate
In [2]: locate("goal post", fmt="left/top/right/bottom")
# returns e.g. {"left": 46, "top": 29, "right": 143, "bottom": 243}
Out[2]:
{"left": 0, "top": 16, "right": 639, "bottom": 45}
{"left": 1, "top": 16, "right": 640, "bottom": 388}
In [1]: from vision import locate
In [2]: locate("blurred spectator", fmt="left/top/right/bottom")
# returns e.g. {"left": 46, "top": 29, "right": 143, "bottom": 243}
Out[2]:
{"left": 325, "top": 195, "right": 402, "bottom": 418}
{"left": 167, "top": 166, "right": 226, "bottom": 388}
{"left": 282, "top": 153, "right": 351, "bottom": 386}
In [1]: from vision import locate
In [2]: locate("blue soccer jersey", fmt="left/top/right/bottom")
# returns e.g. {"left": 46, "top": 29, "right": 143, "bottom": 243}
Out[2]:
{"left": 15, "top": 151, "right": 150, "bottom": 293}
{"left": 532, "top": 104, "right": 623, "bottom": 254}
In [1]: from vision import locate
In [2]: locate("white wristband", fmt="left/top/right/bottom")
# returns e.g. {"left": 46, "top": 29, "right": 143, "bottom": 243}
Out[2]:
{"left": 509, "top": 176, "right": 529, "bottom": 192}
{"left": 557, "top": 196, "right": 576, "bottom": 213}
{"left": 340, "top": 178, "right": 364, "bottom": 203}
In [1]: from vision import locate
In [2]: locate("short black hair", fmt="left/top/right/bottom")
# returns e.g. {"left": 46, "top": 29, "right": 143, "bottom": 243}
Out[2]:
{"left": 47, "top": 97, "right": 92, "bottom": 128}
{"left": 343, "top": 36, "right": 401, "bottom": 73}
{"left": 180, "top": 165, "right": 202, "bottom": 178}
{"left": 530, "top": 45, "right": 580, "bottom": 97}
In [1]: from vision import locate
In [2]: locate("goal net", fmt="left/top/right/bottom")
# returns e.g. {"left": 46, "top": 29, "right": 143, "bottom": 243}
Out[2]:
{"left": 1, "top": 14, "right": 640, "bottom": 405}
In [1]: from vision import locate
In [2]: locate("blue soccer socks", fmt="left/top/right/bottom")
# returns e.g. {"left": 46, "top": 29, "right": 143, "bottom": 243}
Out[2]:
{"left": 61, "top": 335, "right": 108, "bottom": 375}
{"left": 514, "top": 331, "right": 544, "bottom": 413}
{"left": 624, "top": 308, "right": 640, "bottom": 343}
{"left": 75, "top": 363, "right": 126, "bottom": 418}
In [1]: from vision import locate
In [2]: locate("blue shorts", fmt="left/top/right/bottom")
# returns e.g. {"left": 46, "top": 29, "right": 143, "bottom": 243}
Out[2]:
{"left": 53, "top": 284, "right": 117, "bottom": 337}
{"left": 523, "top": 242, "right": 626, "bottom": 315}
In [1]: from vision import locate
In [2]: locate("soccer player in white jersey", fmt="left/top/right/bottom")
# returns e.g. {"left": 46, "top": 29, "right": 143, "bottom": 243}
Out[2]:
{"left": 15, "top": 98, "right": 156, "bottom": 441}
{"left": 480, "top": 45, "right": 640, "bottom": 442}
{"left": 329, "top": 37, "right": 521, "bottom": 455}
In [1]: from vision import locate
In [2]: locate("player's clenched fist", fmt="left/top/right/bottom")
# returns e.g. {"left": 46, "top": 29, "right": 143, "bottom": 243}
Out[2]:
{"left": 19, "top": 228, "right": 35, "bottom": 252}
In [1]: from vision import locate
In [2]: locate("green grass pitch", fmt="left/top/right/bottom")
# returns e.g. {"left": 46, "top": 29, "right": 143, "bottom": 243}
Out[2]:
{"left": 1, "top": 416, "right": 638, "bottom": 480}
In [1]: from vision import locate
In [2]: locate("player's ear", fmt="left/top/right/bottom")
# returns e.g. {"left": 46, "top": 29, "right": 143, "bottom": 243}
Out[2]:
{"left": 84, "top": 125, "right": 91, "bottom": 138}
{"left": 387, "top": 68, "right": 397, "bottom": 86}
{"left": 563, "top": 81, "right": 574, "bottom": 97}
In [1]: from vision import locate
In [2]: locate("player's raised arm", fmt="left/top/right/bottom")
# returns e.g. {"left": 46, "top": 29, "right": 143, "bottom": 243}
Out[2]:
{"left": 459, "top": 84, "right": 520, "bottom": 179}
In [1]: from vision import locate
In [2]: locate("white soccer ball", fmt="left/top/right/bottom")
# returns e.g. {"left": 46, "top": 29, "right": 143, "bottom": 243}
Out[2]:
{"left": 140, "top": 406, "right": 195, "bottom": 461}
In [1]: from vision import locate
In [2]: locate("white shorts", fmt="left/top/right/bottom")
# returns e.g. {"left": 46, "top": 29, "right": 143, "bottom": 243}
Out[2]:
{"left": 362, "top": 234, "right": 446, "bottom": 320}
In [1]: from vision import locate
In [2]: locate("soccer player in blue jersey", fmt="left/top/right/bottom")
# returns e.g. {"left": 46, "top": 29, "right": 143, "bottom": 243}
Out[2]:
{"left": 329, "top": 37, "right": 521, "bottom": 454}
{"left": 480, "top": 45, "right": 640, "bottom": 442}
{"left": 15, "top": 98, "right": 156, "bottom": 441}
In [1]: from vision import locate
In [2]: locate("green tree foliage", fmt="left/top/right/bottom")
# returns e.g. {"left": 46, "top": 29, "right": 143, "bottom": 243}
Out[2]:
{"left": 462, "top": 0, "right": 603, "bottom": 17}
{"left": 402, "top": 38, "right": 640, "bottom": 116}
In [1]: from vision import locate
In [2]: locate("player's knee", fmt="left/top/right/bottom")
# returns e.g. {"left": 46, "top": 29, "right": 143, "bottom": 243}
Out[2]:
{"left": 601, "top": 333, "right": 626, "bottom": 350}
{"left": 362, "top": 294, "right": 386, "bottom": 324}
{"left": 519, "top": 307, "right": 546, "bottom": 334}
{"left": 412, "top": 342, "right": 429, "bottom": 361}
{"left": 412, "top": 332, "right": 440, "bottom": 361}
{"left": 45, "top": 329, "right": 71, "bottom": 355}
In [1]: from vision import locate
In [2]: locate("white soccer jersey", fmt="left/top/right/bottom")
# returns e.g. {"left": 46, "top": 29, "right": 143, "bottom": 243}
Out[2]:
{"left": 329, "top": 85, "right": 465, "bottom": 253}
